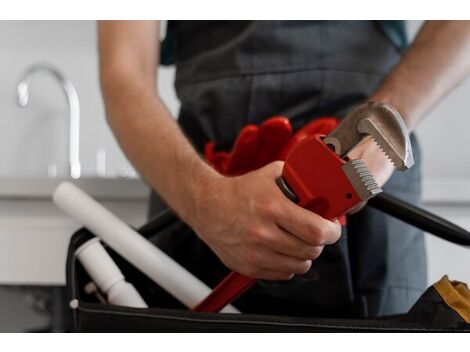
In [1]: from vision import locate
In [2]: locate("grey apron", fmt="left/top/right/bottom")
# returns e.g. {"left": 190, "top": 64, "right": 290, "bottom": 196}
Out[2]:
{"left": 150, "top": 20, "right": 427, "bottom": 318}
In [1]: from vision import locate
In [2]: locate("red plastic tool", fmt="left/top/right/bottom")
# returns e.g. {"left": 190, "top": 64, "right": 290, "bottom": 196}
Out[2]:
{"left": 194, "top": 126, "right": 373, "bottom": 313}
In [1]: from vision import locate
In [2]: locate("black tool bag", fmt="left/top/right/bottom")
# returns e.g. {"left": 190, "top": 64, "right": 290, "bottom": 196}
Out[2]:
{"left": 64, "top": 211, "right": 470, "bottom": 333}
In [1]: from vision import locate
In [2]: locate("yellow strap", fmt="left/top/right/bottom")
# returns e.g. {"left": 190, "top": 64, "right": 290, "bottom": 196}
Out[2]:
{"left": 433, "top": 275, "right": 470, "bottom": 324}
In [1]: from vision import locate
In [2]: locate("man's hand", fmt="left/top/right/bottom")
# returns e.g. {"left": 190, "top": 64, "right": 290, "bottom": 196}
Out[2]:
{"left": 99, "top": 22, "right": 341, "bottom": 282}
{"left": 348, "top": 137, "right": 395, "bottom": 188}
{"left": 188, "top": 161, "right": 342, "bottom": 281}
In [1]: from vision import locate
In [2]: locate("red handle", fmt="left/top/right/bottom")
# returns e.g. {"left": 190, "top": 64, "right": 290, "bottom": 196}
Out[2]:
{"left": 192, "top": 273, "right": 255, "bottom": 312}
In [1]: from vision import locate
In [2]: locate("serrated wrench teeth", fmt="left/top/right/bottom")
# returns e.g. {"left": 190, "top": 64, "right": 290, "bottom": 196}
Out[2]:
{"left": 342, "top": 159, "right": 382, "bottom": 201}
{"left": 357, "top": 114, "right": 414, "bottom": 171}
{"left": 323, "top": 101, "right": 414, "bottom": 171}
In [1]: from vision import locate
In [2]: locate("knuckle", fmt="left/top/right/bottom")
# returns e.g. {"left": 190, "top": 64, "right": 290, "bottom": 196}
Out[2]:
{"left": 298, "top": 260, "right": 312, "bottom": 274}
{"left": 303, "top": 246, "right": 323, "bottom": 260}
{"left": 249, "top": 226, "right": 269, "bottom": 244}
{"left": 305, "top": 220, "right": 318, "bottom": 236}
{"left": 315, "top": 221, "right": 340, "bottom": 245}
{"left": 332, "top": 222, "right": 342, "bottom": 242}
{"left": 312, "top": 223, "right": 328, "bottom": 244}
{"left": 310, "top": 246, "right": 324, "bottom": 260}
{"left": 259, "top": 199, "right": 278, "bottom": 217}
{"left": 305, "top": 220, "right": 325, "bottom": 243}
{"left": 251, "top": 191, "right": 280, "bottom": 216}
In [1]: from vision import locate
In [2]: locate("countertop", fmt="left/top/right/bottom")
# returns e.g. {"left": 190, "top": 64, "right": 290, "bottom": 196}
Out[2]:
{"left": 0, "top": 176, "right": 469, "bottom": 205}
{"left": 0, "top": 176, "right": 149, "bottom": 201}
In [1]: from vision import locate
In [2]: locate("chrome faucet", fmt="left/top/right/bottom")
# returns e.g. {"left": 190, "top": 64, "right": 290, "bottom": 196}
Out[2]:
{"left": 16, "top": 64, "right": 81, "bottom": 179}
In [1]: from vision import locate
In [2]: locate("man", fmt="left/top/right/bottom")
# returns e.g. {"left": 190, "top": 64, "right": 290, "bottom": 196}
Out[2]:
{"left": 98, "top": 21, "right": 470, "bottom": 317}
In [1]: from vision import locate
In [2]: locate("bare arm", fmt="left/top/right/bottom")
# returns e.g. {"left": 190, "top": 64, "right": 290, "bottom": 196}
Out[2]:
{"left": 351, "top": 20, "right": 470, "bottom": 186}
{"left": 99, "top": 21, "right": 217, "bottom": 221}
{"left": 371, "top": 20, "right": 470, "bottom": 131}
{"left": 98, "top": 21, "right": 341, "bottom": 280}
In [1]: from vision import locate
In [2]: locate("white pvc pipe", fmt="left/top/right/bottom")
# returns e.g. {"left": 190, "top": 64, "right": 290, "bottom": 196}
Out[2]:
{"left": 54, "top": 182, "right": 239, "bottom": 313}
{"left": 75, "top": 238, "right": 148, "bottom": 308}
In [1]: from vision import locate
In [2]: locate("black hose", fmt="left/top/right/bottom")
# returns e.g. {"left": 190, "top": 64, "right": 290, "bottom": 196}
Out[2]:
{"left": 369, "top": 192, "right": 470, "bottom": 246}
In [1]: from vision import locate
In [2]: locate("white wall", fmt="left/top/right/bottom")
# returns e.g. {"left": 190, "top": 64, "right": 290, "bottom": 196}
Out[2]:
{"left": 407, "top": 21, "right": 470, "bottom": 180}
{"left": 0, "top": 21, "right": 179, "bottom": 178}
{"left": 0, "top": 21, "right": 119, "bottom": 176}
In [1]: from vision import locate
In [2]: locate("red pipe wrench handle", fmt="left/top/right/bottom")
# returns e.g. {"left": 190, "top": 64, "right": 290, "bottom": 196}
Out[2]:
{"left": 192, "top": 273, "right": 255, "bottom": 312}
{"left": 194, "top": 134, "right": 367, "bottom": 313}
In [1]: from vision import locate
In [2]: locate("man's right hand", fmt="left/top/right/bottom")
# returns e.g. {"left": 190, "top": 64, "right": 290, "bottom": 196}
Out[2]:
{"left": 188, "top": 161, "right": 342, "bottom": 281}
{"left": 98, "top": 22, "right": 341, "bottom": 281}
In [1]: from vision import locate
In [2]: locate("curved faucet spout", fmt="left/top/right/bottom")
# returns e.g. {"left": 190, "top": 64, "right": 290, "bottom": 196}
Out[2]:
{"left": 16, "top": 63, "right": 81, "bottom": 179}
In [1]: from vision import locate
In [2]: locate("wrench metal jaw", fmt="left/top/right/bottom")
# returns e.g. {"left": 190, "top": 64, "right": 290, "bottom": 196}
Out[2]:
{"left": 277, "top": 101, "right": 414, "bottom": 219}
{"left": 323, "top": 101, "right": 414, "bottom": 171}
{"left": 342, "top": 159, "right": 382, "bottom": 201}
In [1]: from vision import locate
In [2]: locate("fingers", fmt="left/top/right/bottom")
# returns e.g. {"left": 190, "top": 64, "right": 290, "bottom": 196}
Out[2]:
{"left": 247, "top": 250, "right": 311, "bottom": 280}
{"left": 275, "top": 197, "right": 342, "bottom": 246}
{"left": 232, "top": 242, "right": 314, "bottom": 280}
{"left": 261, "top": 252, "right": 312, "bottom": 275}
{"left": 215, "top": 161, "right": 342, "bottom": 282}
{"left": 257, "top": 162, "right": 342, "bottom": 246}
{"left": 263, "top": 224, "right": 325, "bottom": 261}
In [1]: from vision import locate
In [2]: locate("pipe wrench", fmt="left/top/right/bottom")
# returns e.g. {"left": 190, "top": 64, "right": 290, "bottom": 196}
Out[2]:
{"left": 193, "top": 101, "right": 414, "bottom": 313}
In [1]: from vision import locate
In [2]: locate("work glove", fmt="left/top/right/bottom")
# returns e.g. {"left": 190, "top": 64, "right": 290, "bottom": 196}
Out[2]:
{"left": 205, "top": 116, "right": 340, "bottom": 175}
{"left": 204, "top": 116, "right": 293, "bottom": 175}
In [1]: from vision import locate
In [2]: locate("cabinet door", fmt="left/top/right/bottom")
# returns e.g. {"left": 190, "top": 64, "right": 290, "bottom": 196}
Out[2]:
{"left": 0, "top": 199, "right": 146, "bottom": 285}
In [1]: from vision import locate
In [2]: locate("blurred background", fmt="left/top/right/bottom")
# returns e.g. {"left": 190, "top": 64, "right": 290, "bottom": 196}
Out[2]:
{"left": 0, "top": 20, "right": 469, "bottom": 331}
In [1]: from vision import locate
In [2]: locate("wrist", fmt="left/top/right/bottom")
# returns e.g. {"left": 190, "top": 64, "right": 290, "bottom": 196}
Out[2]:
{"left": 177, "top": 158, "right": 225, "bottom": 226}
{"left": 369, "top": 90, "right": 416, "bottom": 133}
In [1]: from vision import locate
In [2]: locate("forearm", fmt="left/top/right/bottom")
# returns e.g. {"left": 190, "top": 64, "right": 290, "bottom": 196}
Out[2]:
{"left": 100, "top": 69, "right": 220, "bottom": 221}
{"left": 371, "top": 20, "right": 470, "bottom": 131}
